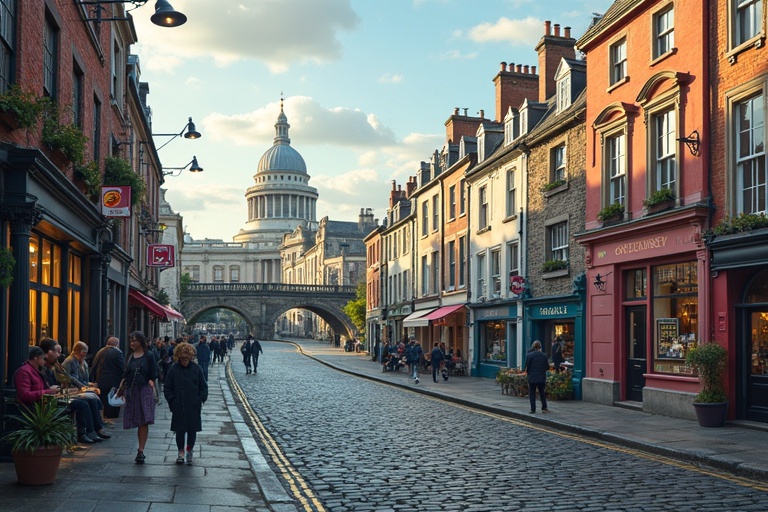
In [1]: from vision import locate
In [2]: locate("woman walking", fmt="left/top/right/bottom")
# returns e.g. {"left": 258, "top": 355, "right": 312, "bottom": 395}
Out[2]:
{"left": 164, "top": 342, "right": 208, "bottom": 465}
{"left": 116, "top": 331, "right": 158, "bottom": 464}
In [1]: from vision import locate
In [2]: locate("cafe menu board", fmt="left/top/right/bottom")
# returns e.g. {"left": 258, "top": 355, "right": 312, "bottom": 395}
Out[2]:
{"left": 656, "top": 318, "right": 680, "bottom": 359}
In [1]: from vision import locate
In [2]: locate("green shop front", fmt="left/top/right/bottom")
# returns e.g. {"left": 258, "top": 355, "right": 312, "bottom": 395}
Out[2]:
{"left": 471, "top": 303, "right": 518, "bottom": 378}
{"left": 523, "top": 294, "right": 586, "bottom": 399}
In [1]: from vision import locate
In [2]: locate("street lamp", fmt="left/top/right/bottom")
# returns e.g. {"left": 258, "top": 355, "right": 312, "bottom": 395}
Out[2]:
{"left": 78, "top": 0, "right": 187, "bottom": 27}
{"left": 154, "top": 117, "right": 202, "bottom": 151}
{"left": 162, "top": 156, "right": 203, "bottom": 177}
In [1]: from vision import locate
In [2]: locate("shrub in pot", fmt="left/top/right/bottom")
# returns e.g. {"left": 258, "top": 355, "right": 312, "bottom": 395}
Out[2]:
{"left": 686, "top": 341, "right": 728, "bottom": 427}
{"left": 2, "top": 397, "right": 76, "bottom": 485}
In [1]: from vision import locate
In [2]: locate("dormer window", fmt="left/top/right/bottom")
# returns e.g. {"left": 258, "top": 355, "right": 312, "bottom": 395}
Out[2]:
{"left": 504, "top": 107, "right": 517, "bottom": 145}
{"left": 478, "top": 135, "right": 485, "bottom": 163}
{"left": 557, "top": 75, "right": 571, "bottom": 112}
{"left": 519, "top": 109, "right": 528, "bottom": 136}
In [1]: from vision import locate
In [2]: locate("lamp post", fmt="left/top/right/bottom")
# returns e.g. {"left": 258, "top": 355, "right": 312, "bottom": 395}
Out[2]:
{"left": 78, "top": 0, "right": 187, "bottom": 27}
{"left": 162, "top": 156, "right": 203, "bottom": 177}
{"left": 154, "top": 117, "right": 202, "bottom": 151}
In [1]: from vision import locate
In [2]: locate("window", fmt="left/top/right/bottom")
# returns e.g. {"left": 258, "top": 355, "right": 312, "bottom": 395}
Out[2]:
{"left": 448, "top": 240, "right": 456, "bottom": 289}
{"left": 43, "top": 15, "right": 57, "bottom": 98}
{"left": 548, "top": 221, "right": 569, "bottom": 262}
{"left": 431, "top": 252, "right": 439, "bottom": 294}
{"left": 421, "top": 255, "right": 428, "bottom": 295}
{"left": 213, "top": 266, "right": 224, "bottom": 283}
{"left": 478, "top": 185, "right": 488, "bottom": 229}
{"left": 608, "top": 133, "right": 626, "bottom": 206}
{"left": 653, "top": 6, "right": 674, "bottom": 59}
{"left": 448, "top": 185, "right": 456, "bottom": 220}
{"left": 652, "top": 262, "right": 698, "bottom": 375}
{"left": 552, "top": 144, "right": 566, "bottom": 182}
{"left": 432, "top": 195, "right": 439, "bottom": 231}
{"left": 653, "top": 109, "right": 676, "bottom": 193}
{"left": 736, "top": 92, "right": 766, "bottom": 214}
{"left": 230, "top": 266, "right": 240, "bottom": 283}
{"left": 476, "top": 252, "right": 486, "bottom": 298}
{"left": 459, "top": 179, "right": 466, "bottom": 215}
{"left": 609, "top": 38, "right": 627, "bottom": 85}
{"left": 402, "top": 225, "right": 408, "bottom": 254}
{"left": 733, "top": 0, "right": 763, "bottom": 48}
{"left": 491, "top": 249, "right": 501, "bottom": 296}
{"left": 557, "top": 76, "right": 570, "bottom": 112}
{"left": 458, "top": 236, "right": 466, "bottom": 288}
{"left": 73, "top": 63, "right": 83, "bottom": 128}
{"left": 185, "top": 266, "right": 200, "bottom": 282}
{"left": 507, "top": 241, "right": 519, "bottom": 278}
{"left": 0, "top": 0, "right": 15, "bottom": 92}
{"left": 506, "top": 169, "right": 516, "bottom": 217}
{"left": 421, "top": 201, "right": 428, "bottom": 236}
{"left": 92, "top": 95, "right": 101, "bottom": 163}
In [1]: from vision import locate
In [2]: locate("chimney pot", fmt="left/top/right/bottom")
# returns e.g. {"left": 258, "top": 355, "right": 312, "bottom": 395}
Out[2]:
{"left": 544, "top": 20, "right": 551, "bottom": 36}
{"left": 516, "top": 64, "right": 522, "bottom": 73}
{"left": 531, "top": 65, "right": 537, "bottom": 74}
{"left": 454, "top": 107, "right": 459, "bottom": 115}
{"left": 565, "top": 26, "right": 571, "bottom": 39}
{"left": 500, "top": 61, "right": 506, "bottom": 71}
{"left": 463, "top": 108, "right": 468, "bottom": 116}
{"left": 479, "top": 109, "right": 484, "bottom": 118}
{"left": 524, "top": 65, "right": 530, "bottom": 74}
{"left": 554, "top": 24, "right": 560, "bottom": 37}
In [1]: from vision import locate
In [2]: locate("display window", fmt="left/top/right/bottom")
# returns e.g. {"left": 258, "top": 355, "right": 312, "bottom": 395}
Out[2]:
{"left": 480, "top": 320, "right": 506, "bottom": 362}
{"left": 750, "top": 312, "right": 768, "bottom": 377}
{"left": 543, "top": 320, "right": 575, "bottom": 362}
{"left": 652, "top": 262, "right": 698, "bottom": 375}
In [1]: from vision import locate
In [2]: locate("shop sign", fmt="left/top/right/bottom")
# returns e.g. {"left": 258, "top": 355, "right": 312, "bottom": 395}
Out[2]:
{"left": 527, "top": 302, "right": 579, "bottom": 319}
{"left": 510, "top": 275, "right": 525, "bottom": 295}
{"left": 147, "top": 244, "right": 174, "bottom": 267}
{"left": 594, "top": 225, "right": 698, "bottom": 265}
{"left": 475, "top": 306, "right": 514, "bottom": 320}
{"left": 101, "top": 186, "right": 131, "bottom": 217}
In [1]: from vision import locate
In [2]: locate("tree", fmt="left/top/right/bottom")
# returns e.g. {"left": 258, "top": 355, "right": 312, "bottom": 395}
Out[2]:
{"left": 343, "top": 281, "right": 366, "bottom": 341}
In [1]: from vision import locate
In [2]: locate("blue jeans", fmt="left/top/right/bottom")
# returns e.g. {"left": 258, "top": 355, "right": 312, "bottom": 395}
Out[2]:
{"left": 68, "top": 395, "right": 103, "bottom": 434}
{"left": 410, "top": 363, "right": 418, "bottom": 380}
{"left": 529, "top": 381, "right": 547, "bottom": 412}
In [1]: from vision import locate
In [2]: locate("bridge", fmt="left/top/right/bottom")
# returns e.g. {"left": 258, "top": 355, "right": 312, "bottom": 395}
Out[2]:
{"left": 181, "top": 283, "right": 358, "bottom": 340}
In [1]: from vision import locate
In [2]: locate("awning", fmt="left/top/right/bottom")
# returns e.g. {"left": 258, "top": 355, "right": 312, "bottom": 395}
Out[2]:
{"left": 424, "top": 304, "right": 466, "bottom": 322}
{"left": 402, "top": 308, "right": 436, "bottom": 328}
{"left": 129, "top": 289, "right": 183, "bottom": 321}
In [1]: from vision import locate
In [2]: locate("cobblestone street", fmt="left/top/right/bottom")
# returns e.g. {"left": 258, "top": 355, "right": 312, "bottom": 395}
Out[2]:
{"left": 234, "top": 342, "right": 768, "bottom": 511}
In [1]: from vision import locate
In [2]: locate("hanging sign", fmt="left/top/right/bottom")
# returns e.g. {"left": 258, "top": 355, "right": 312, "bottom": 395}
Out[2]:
{"left": 147, "top": 244, "right": 175, "bottom": 267}
{"left": 101, "top": 186, "right": 131, "bottom": 217}
{"left": 510, "top": 275, "right": 526, "bottom": 295}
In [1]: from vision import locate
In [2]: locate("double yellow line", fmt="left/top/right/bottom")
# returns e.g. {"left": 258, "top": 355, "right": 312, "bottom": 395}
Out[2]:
{"left": 226, "top": 364, "right": 326, "bottom": 512}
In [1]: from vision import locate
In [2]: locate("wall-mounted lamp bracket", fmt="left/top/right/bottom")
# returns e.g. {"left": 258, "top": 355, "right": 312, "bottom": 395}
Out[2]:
{"left": 676, "top": 130, "right": 700, "bottom": 156}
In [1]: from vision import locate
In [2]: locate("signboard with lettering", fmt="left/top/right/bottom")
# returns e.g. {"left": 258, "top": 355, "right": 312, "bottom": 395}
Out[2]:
{"left": 101, "top": 186, "right": 131, "bottom": 217}
{"left": 593, "top": 225, "right": 698, "bottom": 266}
{"left": 147, "top": 244, "right": 175, "bottom": 267}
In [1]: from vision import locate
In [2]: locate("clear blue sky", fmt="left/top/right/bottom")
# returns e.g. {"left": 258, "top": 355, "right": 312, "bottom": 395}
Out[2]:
{"left": 132, "top": 0, "right": 614, "bottom": 240}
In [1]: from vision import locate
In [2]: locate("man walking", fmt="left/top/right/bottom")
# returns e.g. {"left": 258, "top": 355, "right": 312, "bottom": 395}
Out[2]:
{"left": 196, "top": 336, "right": 211, "bottom": 381}
{"left": 430, "top": 342, "right": 444, "bottom": 383}
{"left": 525, "top": 340, "right": 549, "bottom": 413}
{"left": 244, "top": 335, "right": 264, "bottom": 373}
{"left": 406, "top": 337, "right": 422, "bottom": 385}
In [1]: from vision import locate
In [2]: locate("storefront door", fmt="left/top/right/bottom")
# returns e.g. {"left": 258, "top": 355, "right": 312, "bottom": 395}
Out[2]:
{"left": 626, "top": 306, "right": 646, "bottom": 402}
{"left": 743, "top": 309, "right": 768, "bottom": 422}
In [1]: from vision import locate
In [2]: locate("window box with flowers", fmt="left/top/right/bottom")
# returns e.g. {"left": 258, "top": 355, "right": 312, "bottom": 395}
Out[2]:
{"left": 711, "top": 212, "right": 768, "bottom": 237}
{"left": 542, "top": 259, "right": 568, "bottom": 278}
{"left": 542, "top": 179, "right": 568, "bottom": 197}
{"left": 643, "top": 187, "right": 675, "bottom": 214}
{"left": 0, "top": 86, "right": 47, "bottom": 133}
{"left": 42, "top": 103, "right": 87, "bottom": 166}
{"left": 597, "top": 202, "right": 625, "bottom": 226}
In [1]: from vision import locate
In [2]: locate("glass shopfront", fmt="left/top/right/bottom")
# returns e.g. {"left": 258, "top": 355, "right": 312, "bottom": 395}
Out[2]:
{"left": 651, "top": 262, "right": 698, "bottom": 375}
{"left": 480, "top": 320, "right": 506, "bottom": 363}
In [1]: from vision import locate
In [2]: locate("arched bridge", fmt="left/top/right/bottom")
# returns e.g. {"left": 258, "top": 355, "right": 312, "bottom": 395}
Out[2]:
{"left": 181, "top": 283, "right": 357, "bottom": 340}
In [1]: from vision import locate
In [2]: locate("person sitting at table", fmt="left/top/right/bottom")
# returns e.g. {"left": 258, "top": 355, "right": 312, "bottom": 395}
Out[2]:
{"left": 13, "top": 346, "right": 60, "bottom": 408}
{"left": 39, "top": 338, "right": 110, "bottom": 444}
{"left": 62, "top": 341, "right": 99, "bottom": 392}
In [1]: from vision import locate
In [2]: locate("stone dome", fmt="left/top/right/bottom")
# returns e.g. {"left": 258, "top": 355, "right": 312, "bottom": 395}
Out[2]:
{"left": 256, "top": 102, "right": 307, "bottom": 174}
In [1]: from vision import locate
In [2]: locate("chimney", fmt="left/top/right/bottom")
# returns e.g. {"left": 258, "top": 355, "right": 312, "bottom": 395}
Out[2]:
{"left": 536, "top": 20, "right": 576, "bottom": 102}
{"left": 445, "top": 108, "right": 483, "bottom": 144}
{"left": 406, "top": 176, "right": 417, "bottom": 198}
{"left": 493, "top": 60, "right": 539, "bottom": 121}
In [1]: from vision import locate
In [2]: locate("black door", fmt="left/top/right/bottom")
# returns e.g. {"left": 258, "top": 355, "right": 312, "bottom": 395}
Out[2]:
{"left": 626, "top": 306, "right": 646, "bottom": 402}
{"left": 744, "top": 310, "right": 768, "bottom": 422}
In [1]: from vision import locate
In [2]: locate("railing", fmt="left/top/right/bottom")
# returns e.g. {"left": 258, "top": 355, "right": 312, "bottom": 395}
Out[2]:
{"left": 185, "top": 283, "right": 357, "bottom": 294}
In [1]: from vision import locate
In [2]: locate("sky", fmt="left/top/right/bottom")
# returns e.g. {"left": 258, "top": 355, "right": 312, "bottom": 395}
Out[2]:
{"left": 131, "top": 0, "right": 614, "bottom": 241}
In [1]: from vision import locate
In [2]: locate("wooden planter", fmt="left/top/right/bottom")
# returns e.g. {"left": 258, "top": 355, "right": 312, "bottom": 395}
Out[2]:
{"left": 12, "top": 446, "right": 63, "bottom": 485}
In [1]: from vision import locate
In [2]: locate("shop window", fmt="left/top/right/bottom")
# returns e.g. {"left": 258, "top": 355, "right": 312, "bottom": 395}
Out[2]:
{"left": 652, "top": 262, "right": 698, "bottom": 375}
{"left": 542, "top": 320, "right": 575, "bottom": 362}
{"left": 481, "top": 320, "right": 506, "bottom": 363}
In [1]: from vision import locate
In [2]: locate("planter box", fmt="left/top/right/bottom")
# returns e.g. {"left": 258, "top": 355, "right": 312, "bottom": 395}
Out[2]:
{"left": 693, "top": 401, "right": 728, "bottom": 427}
{"left": 647, "top": 200, "right": 675, "bottom": 215}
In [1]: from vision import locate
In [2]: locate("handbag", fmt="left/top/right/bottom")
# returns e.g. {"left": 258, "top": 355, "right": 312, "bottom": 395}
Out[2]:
{"left": 108, "top": 387, "right": 126, "bottom": 407}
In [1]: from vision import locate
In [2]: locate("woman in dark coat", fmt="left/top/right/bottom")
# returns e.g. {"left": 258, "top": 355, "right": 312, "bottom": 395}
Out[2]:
{"left": 164, "top": 342, "right": 208, "bottom": 465}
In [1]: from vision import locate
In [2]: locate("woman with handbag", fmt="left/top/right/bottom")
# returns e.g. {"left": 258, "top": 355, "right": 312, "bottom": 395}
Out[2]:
{"left": 164, "top": 342, "right": 208, "bottom": 465}
{"left": 116, "top": 331, "right": 158, "bottom": 464}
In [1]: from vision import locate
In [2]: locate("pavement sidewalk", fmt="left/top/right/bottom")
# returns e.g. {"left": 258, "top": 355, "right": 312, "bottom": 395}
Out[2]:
{"left": 0, "top": 362, "right": 298, "bottom": 512}
{"left": 290, "top": 338, "right": 768, "bottom": 481}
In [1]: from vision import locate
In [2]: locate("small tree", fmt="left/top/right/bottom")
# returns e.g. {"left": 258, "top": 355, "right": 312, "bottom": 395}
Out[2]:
{"left": 343, "top": 281, "right": 367, "bottom": 341}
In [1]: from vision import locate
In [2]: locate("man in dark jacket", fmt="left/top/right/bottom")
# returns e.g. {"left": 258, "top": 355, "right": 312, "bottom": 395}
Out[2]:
{"left": 406, "top": 337, "right": 423, "bottom": 385}
{"left": 91, "top": 336, "right": 125, "bottom": 420}
{"left": 196, "top": 337, "right": 211, "bottom": 381}
{"left": 430, "top": 342, "right": 444, "bottom": 383}
{"left": 525, "top": 340, "right": 549, "bottom": 414}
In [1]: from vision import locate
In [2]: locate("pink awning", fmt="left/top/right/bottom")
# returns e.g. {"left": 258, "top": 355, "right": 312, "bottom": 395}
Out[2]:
{"left": 423, "top": 304, "right": 466, "bottom": 322}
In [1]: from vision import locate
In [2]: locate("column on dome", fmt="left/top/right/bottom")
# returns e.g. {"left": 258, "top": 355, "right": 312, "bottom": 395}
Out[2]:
{"left": 299, "top": 195, "right": 304, "bottom": 219}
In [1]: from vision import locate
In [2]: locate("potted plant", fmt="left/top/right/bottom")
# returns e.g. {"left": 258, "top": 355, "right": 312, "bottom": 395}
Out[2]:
{"left": 104, "top": 156, "right": 145, "bottom": 206}
{"left": 643, "top": 187, "right": 675, "bottom": 213}
{"left": 74, "top": 161, "right": 102, "bottom": 202}
{"left": 0, "top": 85, "right": 46, "bottom": 131}
{"left": 0, "top": 247, "right": 14, "bottom": 288}
{"left": 2, "top": 397, "right": 76, "bottom": 485}
{"left": 712, "top": 212, "right": 768, "bottom": 236}
{"left": 597, "top": 202, "right": 624, "bottom": 225}
{"left": 41, "top": 102, "right": 87, "bottom": 165}
{"left": 686, "top": 341, "right": 728, "bottom": 427}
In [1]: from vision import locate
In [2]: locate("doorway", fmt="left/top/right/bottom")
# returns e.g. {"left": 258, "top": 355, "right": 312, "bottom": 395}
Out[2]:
{"left": 741, "top": 309, "right": 768, "bottom": 422}
{"left": 626, "top": 306, "right": 647, "bottom": 402}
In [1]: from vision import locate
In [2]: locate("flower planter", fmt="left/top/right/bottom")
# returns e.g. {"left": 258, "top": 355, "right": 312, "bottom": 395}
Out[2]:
{"left": 647, "top": 200, "right": 674, "bottom": 215}
{"left": 12, "top": 446, "right": 63, "bottom": 485}
{"left": 693, "top": 401, "right": 728, "bottom": 427}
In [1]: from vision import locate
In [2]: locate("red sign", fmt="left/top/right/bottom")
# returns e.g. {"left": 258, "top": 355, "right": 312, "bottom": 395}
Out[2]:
{"left": 101, "top": 186, "right": 131, "bottom": 217}
{"left": 147, "top": 244, "right": 175, "bottom": 267}
{"left": 510, "top": 275, "right": 525, "bottom": 295}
